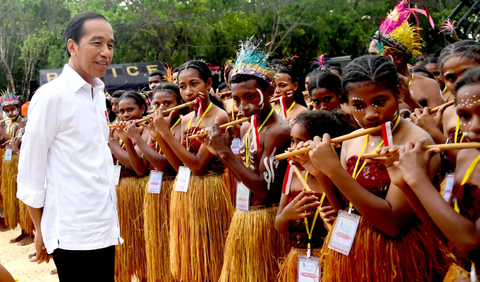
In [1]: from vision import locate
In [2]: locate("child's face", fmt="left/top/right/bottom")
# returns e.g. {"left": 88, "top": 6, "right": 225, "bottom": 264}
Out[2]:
{"left": 118, "top": 98, "right": 144, "bottom": 121}
{"left": 442, "top": 56, "right": 480, "bottom": 94}
{"left": 290, "top": 123, "right": 309, "bottom": 148}
{"left": 232, "top": 79, "right": 271, "bottom": 118}
{"left": 178, "top": 69, "right": 211, "bottom": 102}
{"left": 111, "top": 97, "right": 119, "bottom": 115}
{"left": 290, "top": 122, "right": 309, "bottom": 170}
{"left": 4, "top": 105, "right": 19, "bottom": 119}
{"left": 348, "top": 83, "right": 398, "bottom": 129}
{"left": 153, "top": 91, "right": 179, "bottom": 111}
{"left": 274, "top": 73, "right": 298, "bottom": 101}
{"left": 456, "top": 84, "right": 480, "bottom": 142}
{"left": 310, "top": 87, "right": 340, "bottom": 112}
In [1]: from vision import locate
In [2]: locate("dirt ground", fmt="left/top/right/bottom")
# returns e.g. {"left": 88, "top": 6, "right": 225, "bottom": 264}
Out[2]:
{"left": 0, "top": 227, "right": 58, "bottom": 282}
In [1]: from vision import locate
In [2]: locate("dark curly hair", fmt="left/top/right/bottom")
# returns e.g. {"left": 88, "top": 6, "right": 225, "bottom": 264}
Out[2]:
{"left": 438, "top": 40, "right": 480, "bottom": 73}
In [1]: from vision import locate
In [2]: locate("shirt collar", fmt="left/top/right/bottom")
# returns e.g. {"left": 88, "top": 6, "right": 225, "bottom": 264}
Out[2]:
{"left": 62, "top": 64, "right": 105, "bottom": 94}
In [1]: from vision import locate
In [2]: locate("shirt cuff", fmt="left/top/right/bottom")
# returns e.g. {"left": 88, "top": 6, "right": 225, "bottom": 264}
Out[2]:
{"left": 17, "top": 188, "right": 45, "bottom": 208}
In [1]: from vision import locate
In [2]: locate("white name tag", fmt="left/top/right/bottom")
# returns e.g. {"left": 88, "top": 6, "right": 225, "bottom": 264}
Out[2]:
{"left": 327, "top": 210, "right": 360, "bottom": 256}
{"left": 113, "top": 165, "right": 121, "bottom": 186}
{"left": 235, "top": 182, "right": 250, "bottom": 212}
{"left": 443, "top": 174, "right": 455, "bottom": 203}
{"left": 231, "top": 138, "right": 241, "bottom": 155}
{"left": 297, "top": 255, "right": 321, "bottom": 282}
{"left": 147, "top": 170, "right": 163, "bottom": 194}
{"left": 175, "top": 166, "right": 191, "bottom": 192}
{"left": 4, "top": 148, "right": 12, "bottom": 161}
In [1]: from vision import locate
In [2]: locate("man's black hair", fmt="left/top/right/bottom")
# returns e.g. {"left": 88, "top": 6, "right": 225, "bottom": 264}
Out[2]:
{"left": 149, "top": 70, "right": 164, "bottom": 78}
{"left": 65, "top": 12, "right": 108, "bottom": 58}
{"left": 111, "top": 90, "right": 126, "bottom": 99}
{"left": 230, "top": 74, "right": 271, "bottom": 92}
{"left": 409, "top": 66, "right": 435, "bottom": 80}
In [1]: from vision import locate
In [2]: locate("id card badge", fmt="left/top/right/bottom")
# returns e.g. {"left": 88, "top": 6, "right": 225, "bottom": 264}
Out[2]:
{"left": 4, "top": 148, "right": 12, "bottom": 161}
{"left": 235, "top": 182, "right": 250, "bottom": 212}
{"left": 113, "top": 165, "right": 121, "bottom": 186}
{"left": 147, "top": 170, "right": 163, "bottom": 194}
{"left": 443, "top": 173, "right": 455, "bottom": 203}
{"left": 297, "top": 255, "right": 320, "bottom": 282}
{"left": 327, "top": 210, "right": 360, "bottom": 256}
{"left": 231, "top": 137, "right": 241, "bottom": 155}
{"left": 175, "top": 166, "right": 191, "bottom": 192}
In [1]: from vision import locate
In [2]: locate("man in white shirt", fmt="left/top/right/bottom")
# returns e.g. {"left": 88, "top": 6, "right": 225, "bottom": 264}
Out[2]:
{"left": 17, "top": 12, "right": 120, "bottom": 282}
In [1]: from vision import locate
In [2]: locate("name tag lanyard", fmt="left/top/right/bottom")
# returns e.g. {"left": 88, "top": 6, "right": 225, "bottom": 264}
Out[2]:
{"left": 350, "top": 117, "right": 401, "bottom": 213}
{"left": 301, "top": 171, "right": 326, "bottom": 258}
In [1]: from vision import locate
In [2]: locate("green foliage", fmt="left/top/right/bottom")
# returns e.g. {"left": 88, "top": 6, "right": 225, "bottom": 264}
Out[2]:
{"left": 0, "top": 0, "right": 462, "bottom": 92}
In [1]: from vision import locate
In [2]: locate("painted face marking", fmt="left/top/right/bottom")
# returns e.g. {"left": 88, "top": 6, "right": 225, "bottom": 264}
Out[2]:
{"left": 263, "top": 147, "right": 279, "bottom": 191}
{"left": 256, "top": 88, "right": 265, "bottom": 110}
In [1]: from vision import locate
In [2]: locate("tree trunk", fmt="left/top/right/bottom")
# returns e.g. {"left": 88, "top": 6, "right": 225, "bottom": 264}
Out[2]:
{"left": 0, "top": 58, "right": 16, "bottom": 93}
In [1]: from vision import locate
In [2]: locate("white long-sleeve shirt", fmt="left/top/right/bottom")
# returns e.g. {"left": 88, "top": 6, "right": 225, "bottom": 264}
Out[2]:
{"left": 17, "top": 64, "right": 121, "bottom": 254}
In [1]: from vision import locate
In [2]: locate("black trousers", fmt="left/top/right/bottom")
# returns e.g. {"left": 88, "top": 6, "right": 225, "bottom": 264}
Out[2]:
{"left": 52, "top": 245, "right": 115, "bottom": 282}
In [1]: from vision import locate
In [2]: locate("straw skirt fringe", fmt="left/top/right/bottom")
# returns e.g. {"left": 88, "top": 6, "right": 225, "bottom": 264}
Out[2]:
{"left": 1, "top": 153, "right": 18, "bottom": 229}
{"left": 278, "top": 247, "right": 322, "bottom": 282}
{"left": 115, "top": 176, "right": 148, "bottom": 282}
{"left": 144, "top": 176, "right": 174, "bottom": 282}
{"left": 219, "top": 206, "right": 289, "bottom": 282}
{"left": 321, "top": 217, "right": 452, "bottom": 282}
{"left": 222, "top": 168, "right": 237, "bottom": 205}
{"left": 18, "top": 200, "right": 34, "bottom": 235}
{"left": 169, "top": 173, "right": 234, "bottom": 282}
{"left": 443, "top": 263, "right": 478, "bottom": 282}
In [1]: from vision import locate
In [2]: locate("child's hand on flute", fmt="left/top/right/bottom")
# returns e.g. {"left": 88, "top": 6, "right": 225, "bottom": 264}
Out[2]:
{"left": 153, "top": 105, "right": 173, "bottom": 135}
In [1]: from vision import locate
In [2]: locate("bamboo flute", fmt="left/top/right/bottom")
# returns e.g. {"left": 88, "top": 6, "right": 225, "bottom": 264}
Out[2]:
{"left": 109, "top": 100, "right": 196, "bottom": 128}
{"left": 275, "top": 125, "right": 383, "bottom": 160}
{"left": 361, "top": 142, "right": 480, "bottom": 159}
{"left": 406, "top": 100, "right": 455, "bottom": 121}
{"left": 187, "top": 117, "right": 250, "bottom": 140}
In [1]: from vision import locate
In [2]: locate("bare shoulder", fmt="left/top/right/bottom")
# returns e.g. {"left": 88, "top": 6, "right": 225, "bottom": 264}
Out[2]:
{"left": 181, "top": 112, "right": 195, "bottom": 127}
{"left": 265, "top": 117, "right": 290, "bottom": 148}
{"left": 457, "top": 148, "right": 479, "bottom": 164}
{"left": 397, "top": 119, "right": 435, "bottom": 144}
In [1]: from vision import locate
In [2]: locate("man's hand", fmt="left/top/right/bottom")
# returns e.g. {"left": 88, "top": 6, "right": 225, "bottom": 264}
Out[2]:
{"left": 30, "top": 232, "right": 51, "bottom": 264}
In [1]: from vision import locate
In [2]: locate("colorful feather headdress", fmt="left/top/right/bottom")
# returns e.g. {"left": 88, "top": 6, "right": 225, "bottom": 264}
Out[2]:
{"left": 311, "top": 53, "right": 328, "bottom": 71}
{"left": 231, "top": 34, "right": 276, "bottom": 85}
{"left": 375, "top": 0, "right": 434, "bottom": 60}
{"left": 0, "top": 91, "right": 20, "bottom": 108}
{"left": 280, "top": 55, "right": 299, "bottom": 68}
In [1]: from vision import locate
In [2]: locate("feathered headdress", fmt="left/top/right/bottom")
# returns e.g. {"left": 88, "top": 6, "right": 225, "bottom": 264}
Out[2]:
{"left": 311, "top": 53, "right": 328, "bottom": 71}
{"left": 164, "top": 63, "right": 173, "bottom": 83}
{"left": 0, "top": 91, "right": 20, "bottom": 108}
{"left": 280, "top": 55, "right": 299, "bottom": 68}
{"left": 375, "top": 0, "right": 434, "bottom": 60}
{"left": 440, "top": 19, "right": 460, "bottom": 41}
{"left": 231, "top": 34, "right": 276, "bottom": 84}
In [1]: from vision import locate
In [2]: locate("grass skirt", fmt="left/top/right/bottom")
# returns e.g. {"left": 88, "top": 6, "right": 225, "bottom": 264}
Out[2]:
{"left": 222, "top": 167, "right": 237, "bottom": 206}
{"left": 115, "top": 176, "right": 148, "bottom": 282}
{"left": 144, "top": 175, "right": 174, "bottom": 282}
{"left": 170, "top": 173, "right": 234, "bottom": 282}
{"left": 278, "top": 247, "right": 322, "bottom": 282}
{"left": 18, "top": 200, "right": 34, "bottom": 235}
{"left": 1, "top": 153, "right": 18, "bottom": 229}
{"left": 218, "top": 206, "right": 290, "bottom": 282}
{"left": 321, "top": 217, "right": 452, "bottom": 282}
{"left": 443, "top": 263, "right": 478, "bottom": 281}
{"left": 0, "top": 149, "right": 3, "bottom": 219}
